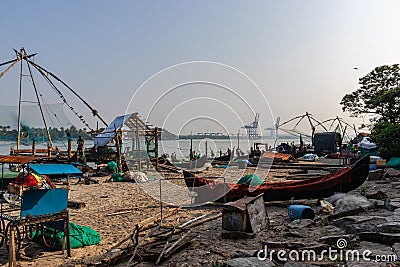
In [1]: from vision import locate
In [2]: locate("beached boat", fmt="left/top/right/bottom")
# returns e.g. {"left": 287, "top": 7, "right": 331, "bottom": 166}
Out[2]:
{"left": 152, "top": 155, "right": 207, "bottom": 170}
{"left": 211, "top": 153, "right": 233, "bottom": 165}
{"left": 213, "top": 153, "right": 232, "bottom": 162}
{"left": 171, "top": 155, "right": 207, "bottom": 169}
{"left": 183, "top": 155, "right": 369, "bottom": 202}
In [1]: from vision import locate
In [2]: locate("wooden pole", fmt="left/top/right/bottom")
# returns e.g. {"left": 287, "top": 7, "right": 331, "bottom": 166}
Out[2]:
{"left": 67, "top": 139, "right": 72, "bottom": 159}
{"left": 32, "top": 139, "right": 36, "bottom": 156}
{"left": 116, "top": 129, "right": 122, "bottom": 172}
{"left": 66, "top": 212, "right": 71, "bottom": 257}
{"left": 16, "top": 49, "right": 23, "bottom": 151}
{"left": 190, "top": 137, "right": 193, "bottom": 160}
{"left": 137, "top": 129, "right": 141, "bottom": 171}
{"left": 237, "top": 131, "right": 240, "bottom": 149}
{"left": 24, "top": 49, "right": 53, "bottom": 148}
{"left": 8, "top": 225, "right": 16, "bottom": 267}
{"left": 47, "top": 144, "right": 52, "bottom": 157}
{"left": 159, "top": 178, "right": 163, "bottom": 227}
{"left": 155, "top": 127, "right": 159, "bottom": 171}
{"left": 205, "top": 141, "right": 208, "bottom": 159}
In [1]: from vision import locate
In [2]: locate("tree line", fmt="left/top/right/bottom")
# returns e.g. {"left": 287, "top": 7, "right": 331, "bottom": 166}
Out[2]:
{"left": 341, "top": 64, "right": 400, "bottom": 159}
{"left": 0, "top": 125, "right": 93, "bottom": 142}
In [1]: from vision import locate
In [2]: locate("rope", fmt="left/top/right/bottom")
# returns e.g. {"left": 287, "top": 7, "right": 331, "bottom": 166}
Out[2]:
{"left": 39, "top": 95, "right": 68, "bottom": 149}
{"left": 32, "top": 63, "right": 94, "bottom": 131}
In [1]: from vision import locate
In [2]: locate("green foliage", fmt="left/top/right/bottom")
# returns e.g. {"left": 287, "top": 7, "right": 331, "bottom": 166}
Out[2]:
{"left": 341, "top": 64, "right": 400, "bottom": 124}
{"left": 370, "top": 122, "right": 400, "bottom": 159}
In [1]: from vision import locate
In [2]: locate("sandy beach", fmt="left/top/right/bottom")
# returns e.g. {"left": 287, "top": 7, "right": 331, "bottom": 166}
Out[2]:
{"left": 0, "top": 161, "right": 397, "bottom": 267}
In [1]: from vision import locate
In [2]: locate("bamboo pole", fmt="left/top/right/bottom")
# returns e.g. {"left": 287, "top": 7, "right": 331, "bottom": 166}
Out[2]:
{"left": 8, "top": 226, "right": 16, "bottom": 267}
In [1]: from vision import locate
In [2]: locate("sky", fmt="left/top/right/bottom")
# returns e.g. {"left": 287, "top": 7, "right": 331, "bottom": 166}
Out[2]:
{"left": 1, "top": 0, "right": 400, "bottom": 136}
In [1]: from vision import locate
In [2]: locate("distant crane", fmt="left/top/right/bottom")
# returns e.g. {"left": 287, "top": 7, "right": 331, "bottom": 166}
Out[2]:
{"left": 242, "top": 113, "right": 260, "bottom": 139}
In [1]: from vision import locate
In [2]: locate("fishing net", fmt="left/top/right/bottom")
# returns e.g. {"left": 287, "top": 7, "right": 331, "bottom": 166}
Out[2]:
{"left": 34, "top": 222, "right": 101, "bottom": 250}
{"left": 0, "top": 103, "right": 73, "bottom": 130}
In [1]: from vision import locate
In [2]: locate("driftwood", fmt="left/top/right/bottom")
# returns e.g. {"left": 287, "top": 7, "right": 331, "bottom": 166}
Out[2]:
{"left": 181, "top": 213, "right": 221, "bottom": 229}
{"left": 178, "top": 214, "right": 207, "bottom": 228}
{"left": 127, "top": 225, "right": 140, "bottom": 266}
{"left": 106, "top": 210, "right": 135, "bottom": 217}
{"left": 143, "top": 213, "right": 221, "bottom": 246}
{"left": 100, "top": 207, "right": 182, "bottom": 265}
{"left": 97, "top": 211, "right": 222, "bottom": 266}
{"left": 138, "top": 207, "right": 181, "bottom": 231}
{"left": 68, "top": 200, "right": 86, "bottom": 209}
{"left": 106, "top": 205, "right": 160, "bottom": 216}
{"left": 164, "top": 230, "right": 192, "bottom": 257}
{"left": 100, "top": 226, "right": 140, "bottom": 266}
{"left": 141, "top": 227, "right": 195, "bottom": 265}
{"left": 155, "top": 227, "right": 176, "bottom": 265}
{"left": 106, "top": 206, "right": 158, "bottom": 216}
{"left": 139, "top": 213, "right": 221, "bottom": 248}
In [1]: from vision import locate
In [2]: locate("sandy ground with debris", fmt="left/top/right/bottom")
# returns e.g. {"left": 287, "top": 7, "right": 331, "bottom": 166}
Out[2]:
{"left": 0, "top": 162, "right": 398, "bottom": 267}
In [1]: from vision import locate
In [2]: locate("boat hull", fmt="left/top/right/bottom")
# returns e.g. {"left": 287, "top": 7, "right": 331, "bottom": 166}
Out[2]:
{"left": 183, "top": 155, "right": 370, "bottom": 202}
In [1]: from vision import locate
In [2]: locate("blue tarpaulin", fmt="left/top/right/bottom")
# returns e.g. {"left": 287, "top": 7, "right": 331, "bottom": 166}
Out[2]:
{"left": 94, "top": 113, "right": 133, "bottom": 148}
{"left": 28, "top": 164, "right": 82, "bottom": 176}
{"left": 20, "top": 188, "right": 68, "bottom": 219}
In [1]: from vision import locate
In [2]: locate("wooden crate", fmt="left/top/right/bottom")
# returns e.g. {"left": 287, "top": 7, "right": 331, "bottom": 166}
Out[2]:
{"left": 222, "top": 194, "right": 268, "bottom": 233}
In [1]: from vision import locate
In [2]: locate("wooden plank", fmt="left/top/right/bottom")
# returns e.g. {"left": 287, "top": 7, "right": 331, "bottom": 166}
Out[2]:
{"left": 247, "top": 194, "right": 269, "bottom": 233}
{"left": 106, "top": 209, "right": 134, "bottom": 217}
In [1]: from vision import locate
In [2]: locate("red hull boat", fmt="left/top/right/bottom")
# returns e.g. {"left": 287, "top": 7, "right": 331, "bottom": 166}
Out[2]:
{"left": 183, "top": 155, "right": 370, "bottom": 202}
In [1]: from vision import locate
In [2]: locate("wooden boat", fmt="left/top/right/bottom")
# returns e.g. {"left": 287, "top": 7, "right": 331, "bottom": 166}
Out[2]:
{"left": 213, "top": 153, "right": 232, "bottom": 162}
{"left": 163, "top": 155, "right": 207, "bottom": 170}
{"left": 174, "top": 155, "right": 207, "bottom": 169}
{"left": 211, "top": 153, "right": 233, "bottom": 165}
{"left": 183, "top": 155, "right": 370, "bottom": 202}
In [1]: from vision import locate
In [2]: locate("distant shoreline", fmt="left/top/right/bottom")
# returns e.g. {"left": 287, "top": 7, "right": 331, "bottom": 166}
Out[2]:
{"left": 175, "top": 135, "right": 298, "bottom": 140}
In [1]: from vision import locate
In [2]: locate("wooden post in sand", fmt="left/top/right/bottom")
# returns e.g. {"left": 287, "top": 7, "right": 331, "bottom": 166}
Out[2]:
{"left": 66, "top": 212, "right": 71, "bottom": 257}
{"left": 155, "top": 127, "right": 159, "bottom": 171}
{"left": 8, "top": 225, "right": 16, "bottom": 267}
{"left": 67, "top": 139, "right": 72, "bottom": 159}
{"left": 116, "top": 129, "right": 122, "bottom": 172}
{"left": 32, "top": 139, "right": 36, "bottom": 156}
{"left": 47, "top": 144, "right": 52, "bottom": 157}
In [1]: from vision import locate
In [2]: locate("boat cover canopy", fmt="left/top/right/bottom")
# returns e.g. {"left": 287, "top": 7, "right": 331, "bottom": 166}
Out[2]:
{"left": 28, "top": 163, "right": 82, "bottom": 175}
{"left": 94, "top": 113, "right": 132, "bottom": 148}
{"left": 0, "top": 155, "right": 37, "bottom": 164}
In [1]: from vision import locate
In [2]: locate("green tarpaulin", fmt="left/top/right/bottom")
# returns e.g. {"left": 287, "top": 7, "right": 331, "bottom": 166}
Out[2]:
{"left": 237, "top": 174, "right": 263, "bottom": 187}
{"left": 112, "top": 172, "right": 124, "bottom": 181}
{"left": 36, "top": 222, "right": 101, "bottom": 250}
{"left": 387, "top": 157, "right": 400, "bottom": 168}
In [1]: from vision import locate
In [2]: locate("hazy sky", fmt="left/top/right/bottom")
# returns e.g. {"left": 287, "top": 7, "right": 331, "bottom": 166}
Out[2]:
{"left": 1, "top": 1, "right": 400, "bottom": 135}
